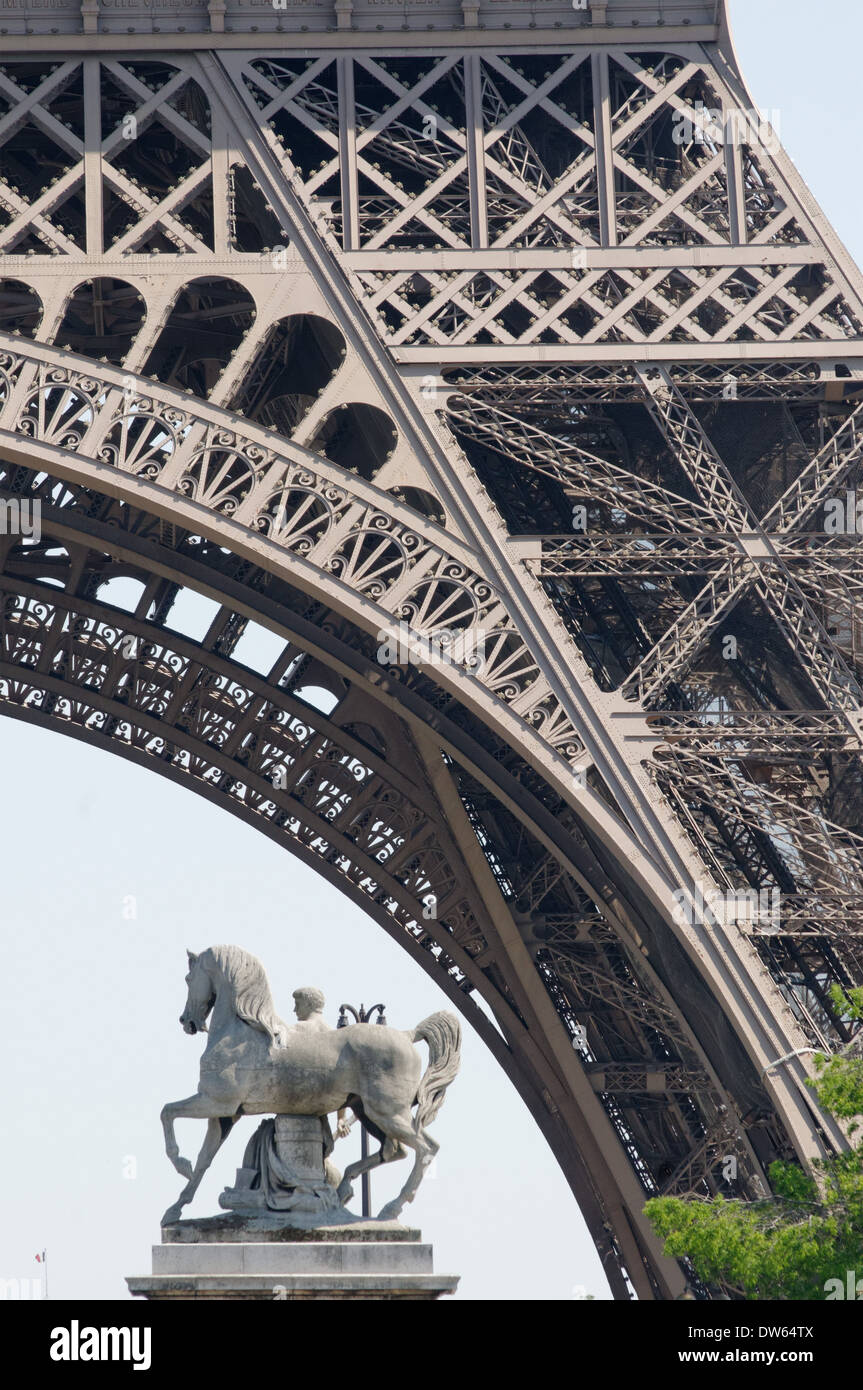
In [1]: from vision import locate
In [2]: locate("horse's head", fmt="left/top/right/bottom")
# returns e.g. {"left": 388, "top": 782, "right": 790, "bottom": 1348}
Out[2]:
{"left": 179, "top": 950, "right": 215, "bottom": 1036}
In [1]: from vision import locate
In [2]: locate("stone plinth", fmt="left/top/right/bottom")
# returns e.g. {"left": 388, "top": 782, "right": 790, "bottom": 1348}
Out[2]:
{"left": 219, "top": 1114, "right": 347, "bottom": 1219}
{"left": 160, "top": 1215, "right": 421, "bottom": 1243}
{"left": 127, "top": 1225, "right": 458, "bottom": 1300}
{"left": 132, "top": 1110, "right": 458, "bottom": 1298}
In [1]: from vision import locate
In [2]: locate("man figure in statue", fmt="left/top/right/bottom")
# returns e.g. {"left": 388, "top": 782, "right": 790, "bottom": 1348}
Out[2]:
{"left": 289, "top": 986, "right": 343, "bottom": 1188}
{"left": 292, "top": 986, "right": 328, "bottom": 1032}
{"left": 289, "top": 986, "right": 347, "bottom": 1159}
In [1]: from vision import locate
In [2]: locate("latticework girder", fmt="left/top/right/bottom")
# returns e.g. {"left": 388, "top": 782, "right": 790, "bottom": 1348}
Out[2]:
{"left": 1, "top": 0, "right": 861, "bottom": 1300}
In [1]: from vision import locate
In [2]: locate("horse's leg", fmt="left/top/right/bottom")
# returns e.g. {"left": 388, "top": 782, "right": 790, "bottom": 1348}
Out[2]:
{"left": 161, "top": 1116, "right": 237, "bottom": 1226}
{"left": 335, "top": 1098, "right": 397, "bottom": 1204}
{"left": 161, "top": 1090, "right": 236, "bottom": 1179}
{"left": 159, "top": 1089, "right": 204, "bottom": 1178}
{"left": 336, "top": 1136, "right": 406, "bottom": 1206}
{"left": 363, "top": 1108, "right": 438, "bottom": 1222}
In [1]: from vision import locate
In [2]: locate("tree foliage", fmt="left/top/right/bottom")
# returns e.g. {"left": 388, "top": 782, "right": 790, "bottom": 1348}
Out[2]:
{"left": 644, "top": 987, "right": 863, "bottom": 1299}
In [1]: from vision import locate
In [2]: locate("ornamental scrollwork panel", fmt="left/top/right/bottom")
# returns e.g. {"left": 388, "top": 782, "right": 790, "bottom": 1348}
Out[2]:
{"left": 99, "top": 401, "right": 191, "bottom": 480}
{"left": 0, "top": 345, "right": 587, "bottom": 770}
{"left": 0, "top": 575, "right": 489, "bottom": 968}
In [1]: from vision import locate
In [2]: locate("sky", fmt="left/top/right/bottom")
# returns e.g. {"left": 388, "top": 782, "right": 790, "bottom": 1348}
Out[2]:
{"left": 727, "top": 0, "right": 863, "bottom": 267}
{"left": 2, "top": 3, "right": 863, "bottom": 1304}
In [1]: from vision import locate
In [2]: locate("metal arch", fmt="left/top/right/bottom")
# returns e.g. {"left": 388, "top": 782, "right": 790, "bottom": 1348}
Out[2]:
{"left": 0, "top": 491, "right": 723, "bottom": 1299}
{"left": 0, "top": 4, "right": 861, "bottom": 1296}
{"left": 0, "top": 339, "right": 592, "bottom": 769}
{"left": 0, "top": 348, "right": 846, "bottom": 1181}
{"left": 0, "top": 443, "right": 830, "bottom": 1294}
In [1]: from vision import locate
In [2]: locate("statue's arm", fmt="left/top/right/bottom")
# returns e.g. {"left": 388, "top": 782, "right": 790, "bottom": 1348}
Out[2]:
{"left": 335, "top": 1107, "right": 355, "bottom": 1139}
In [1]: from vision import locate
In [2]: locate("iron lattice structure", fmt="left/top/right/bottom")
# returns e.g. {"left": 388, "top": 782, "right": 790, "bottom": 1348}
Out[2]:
{"left": 1, "top": 0, "right": 862, "bottom": 1299}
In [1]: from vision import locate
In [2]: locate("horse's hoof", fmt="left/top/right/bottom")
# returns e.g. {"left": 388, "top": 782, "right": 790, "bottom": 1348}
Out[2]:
{"left": 376, "top": 1200, "right": 401, "bottom": 1222}
{"left": 161, "top": 1205, "right": 183, "bottom": 1226}
{"left": 174, "top": 1158, "right": 193, "bottom": 1180}
{"left": 337, "top": 1181, "right": 353, "bottom": 1204}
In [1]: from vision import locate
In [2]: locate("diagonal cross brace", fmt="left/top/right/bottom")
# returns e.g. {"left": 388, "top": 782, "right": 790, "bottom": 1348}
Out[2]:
{"left": 628, "top": 366, "right": 863, "bottom": 726}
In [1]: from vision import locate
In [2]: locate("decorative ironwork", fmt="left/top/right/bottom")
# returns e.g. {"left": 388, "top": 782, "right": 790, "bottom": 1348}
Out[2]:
{"left": 0, "top": 2, "right": 860, "bottom": 1299}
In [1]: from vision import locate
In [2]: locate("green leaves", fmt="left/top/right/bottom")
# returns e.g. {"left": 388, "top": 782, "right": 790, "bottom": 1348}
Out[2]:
{"left": 809, "top": 1054, "right": 863, "bottom": 1125}
{"left": 644, "top": 1042, "right": 863, "bottom": 1300}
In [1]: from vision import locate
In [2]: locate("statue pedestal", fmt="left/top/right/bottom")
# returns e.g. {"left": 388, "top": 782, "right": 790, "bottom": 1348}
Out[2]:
{"left": 126, "top": 1221, "right": 459, "bottom": 1300}
{"left": 130, "top": 1113, "right": 458, "bottom": 1299}
{"left": 218, "top": 1114, "right": 348, "bottom": 1219}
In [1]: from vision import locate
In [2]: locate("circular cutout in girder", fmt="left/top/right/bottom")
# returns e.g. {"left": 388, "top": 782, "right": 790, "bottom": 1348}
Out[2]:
{"left": 310, "top": 401, "right": 397, "bottom": 481}
{"left": 0, "top": 279, "right": 42, "bottom": 338}
{"left": 143, "top": 277, "right": 256, "bottom": 393}
{"left": 230, "top": 314, "right": 345, "bottom": 438}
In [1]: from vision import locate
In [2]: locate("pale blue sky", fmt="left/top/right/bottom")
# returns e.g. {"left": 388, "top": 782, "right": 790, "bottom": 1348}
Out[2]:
{"left": 1, "top": 3, "right": 861, "bottom": 1302}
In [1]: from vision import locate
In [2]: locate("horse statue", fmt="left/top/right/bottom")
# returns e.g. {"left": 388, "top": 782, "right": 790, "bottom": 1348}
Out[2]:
{"left": 160, "top": 946, "right": 462, "bottom": 1226}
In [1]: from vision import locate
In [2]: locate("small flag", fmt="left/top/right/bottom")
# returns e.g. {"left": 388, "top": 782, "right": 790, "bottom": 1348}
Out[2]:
{"left": 35, "top": 1250, "right": 46, "bottom": 1263}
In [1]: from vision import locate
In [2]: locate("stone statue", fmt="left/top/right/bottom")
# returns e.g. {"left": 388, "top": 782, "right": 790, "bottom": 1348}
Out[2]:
{"left": 160, "top": 945, "right": 462, "bottom": 1227}
{"left": 291, "top": 986, "right": 328, "bottom": 1032}
{"left": 219, "top": 1114, "right": 344, "bottom": 1218}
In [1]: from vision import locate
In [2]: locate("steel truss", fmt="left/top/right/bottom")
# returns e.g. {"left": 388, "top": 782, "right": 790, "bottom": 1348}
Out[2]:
{"left": 0, "top": 0, "right": 860, "bottom": 1299}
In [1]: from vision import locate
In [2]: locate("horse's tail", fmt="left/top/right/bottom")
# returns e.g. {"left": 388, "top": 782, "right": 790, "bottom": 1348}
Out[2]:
{"left": 411, "top": 1012, "right": 462, "bottom": 1132}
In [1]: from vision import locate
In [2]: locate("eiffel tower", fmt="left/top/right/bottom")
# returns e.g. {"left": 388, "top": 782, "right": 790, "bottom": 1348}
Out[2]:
{"left": 1, "top": 0, "right": 861, "bottom": 1300}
